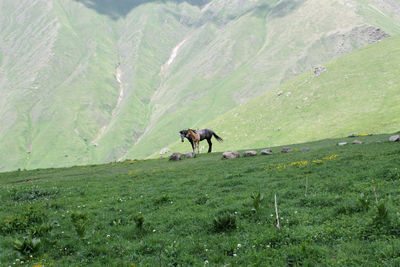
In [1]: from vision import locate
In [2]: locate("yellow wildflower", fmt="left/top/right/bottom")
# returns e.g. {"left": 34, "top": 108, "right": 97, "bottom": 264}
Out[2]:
{"left": 322, "top": 154, "right": 338, "bottom": 160}
{"left": 289, "top": 161, "right": 308, "bottom": 167}
{"left": 312, "top": 160, "right": 323, "bottom": 164}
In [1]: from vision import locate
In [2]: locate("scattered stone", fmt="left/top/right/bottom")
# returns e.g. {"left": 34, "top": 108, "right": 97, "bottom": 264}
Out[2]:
{"left": 169, "top": 153, "right": 182, "bottom": 161}
{"left": 338, "top": 142, "right": 347, "bottom": 146}
{"left": 365, "top": 27, "right": 390, "bottom": 43}
{"left": 313, "top": 66, "right": 327, "bottom": 76}
{"left": 285, "top": 92, "right": 291, "bottom": 97}
{"left": 261, "top": 149, "right": 272, "bottom": 155}
{"left": 276, "top": 91, "right": 283, "bottom": 96}
{"left": 185, "top": 152, "right": 196, "bottom": 158}
{"left": 389, "top": 135, "right": 400, "bottom": 142}
{"left": 281, "top": 147, "right": 292, "bottom": 153}
{"left": 243, "top": 150, "right": 257, "bottom": 157}
{"left": 301, "top": 147, "right": 310, "bottom": 152}
{"left": 160, "top": 148, "right": 170, "bottom": 155}
{"left": 352, "top": 140, "right": 362, "bottom": 144}
{"left": 222, "top": 151, "right": 240, "bottom": 159}
{"left": 93, "top": 143, "right": 99, "bottom": 147}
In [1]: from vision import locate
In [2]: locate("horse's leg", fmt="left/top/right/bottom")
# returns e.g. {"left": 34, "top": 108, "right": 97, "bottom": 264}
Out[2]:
{"left": 190, "top": 139, "right": 195, "bottom": 153}
{"left": 207, "top": 138, "right": 212, "bottom": 153}
{"left": 197, "top": 141, "right": 200, "bottom": 154}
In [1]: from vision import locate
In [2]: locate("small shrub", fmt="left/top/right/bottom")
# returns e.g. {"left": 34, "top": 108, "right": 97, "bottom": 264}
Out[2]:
{"left": 154, "top": 194, "right": 171, "bottom": 205}
{"left": 357, "top": 193, "right": 370, "bottom": 211}
{"left": 70, "top": 212, "right": 89, "bottom": 238}
{"left": 373, "top": 201, "right": 389, "bottom": 226}
{"left": 212, "top": 212, "right": 237, "bottom": 233}
{"left": 383, "top": 168, "right": 400, "bottom": 181}
{"left": 195, "top": 195, "right": 209, "bottom": 205}
{"left": 251, "top": 191, "right": 264, "bottom": 214}
{"left": 132, "top": 213, "right": 144, "bottom": 229}
{"left": 10, "top": 185, "right": 58, "bottom": 201}
{"left": 13, "top": 237, "right": 41, "bottom": 257}
{"left": 29, "top": 222, "right": 53, "bottom": 237}
{"left": 110, "top": 218, "right": 124, "bottom": 227}
{"left": 0, "top": 206, "right": 47, "bottom": 234}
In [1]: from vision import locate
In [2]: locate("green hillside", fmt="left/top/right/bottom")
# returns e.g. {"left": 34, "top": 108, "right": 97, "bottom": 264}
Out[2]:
{"left": 1, "top": 0, "right": 400, "bottom": 171}
{"left": 167, "top": 35, "right": 400, "bottom": 155}
{"left": 1, "top": 134, "right": 400, "bottom": 265}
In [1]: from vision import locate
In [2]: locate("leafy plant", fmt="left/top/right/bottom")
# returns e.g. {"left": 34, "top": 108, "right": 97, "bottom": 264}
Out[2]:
{"left": 132, "top": 213, "right": 144, "bottom": 229}
{"left": 0, "top": 206, "right": 47, "bottom": 234}
{"left": 212, "top": 212, "right": 237, "bottom": 233}
{"left": 373, "top": 201, "right": 389, "bottom": 226}
{"left": 195, "top": 195, "right": 209, "bottom": 205}
{"left": 250, "top": 192, "right": 264, "bottom": 214}
{"left": 13, "top": 237, "right": 41, "bottom": 257}
{"left": 154, "top": 194, "right": 171, "bottom": 205}
{"left": 10, "top": 185, "right": 58, "bottom": 201}
{"left": 29, "top": 222, "right": 53, "bottom": 237}
{"left": 383, "top": 168, "right": 400, "bottom": 181}
{"left": 357, "top": 193, "right": 370, "bottom": 211}
{"left": 70, "top": 212, "right": 89, "bottom": 238}
{"left": 110, "top": 218, "right": 123, "bottom": 227}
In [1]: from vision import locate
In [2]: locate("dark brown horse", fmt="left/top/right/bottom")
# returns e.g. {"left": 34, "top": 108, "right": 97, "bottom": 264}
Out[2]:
{"left": 179, "top": 128, "right": 223, "bottom": 153}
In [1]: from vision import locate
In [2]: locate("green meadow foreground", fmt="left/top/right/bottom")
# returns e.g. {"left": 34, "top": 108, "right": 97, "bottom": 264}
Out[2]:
{"left": 1, "top": 134, "right": 400, "bottom": 265}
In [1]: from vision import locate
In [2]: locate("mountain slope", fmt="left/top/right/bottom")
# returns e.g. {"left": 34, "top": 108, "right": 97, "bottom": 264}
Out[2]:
{"left": 125, "top": 0, "right": 400, "bottom": 160}
{"left": 166, "top": 35, "right": 400, "bottom": 154}
{"left": 1, "top": 0, "right": 400, "bottom": 170}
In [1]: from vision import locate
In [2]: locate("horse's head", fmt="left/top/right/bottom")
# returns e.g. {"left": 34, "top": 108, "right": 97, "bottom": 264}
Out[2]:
{"left": 179, "top": 130, "right": 187, "bottom": 142}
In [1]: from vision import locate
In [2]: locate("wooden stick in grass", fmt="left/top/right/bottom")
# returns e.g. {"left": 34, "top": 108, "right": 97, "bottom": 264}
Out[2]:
{"left": 274, "top": 194, "right": 280, "bottom": 230}
{"left": 372, "top": 180, "right": 378, "bottom": 205}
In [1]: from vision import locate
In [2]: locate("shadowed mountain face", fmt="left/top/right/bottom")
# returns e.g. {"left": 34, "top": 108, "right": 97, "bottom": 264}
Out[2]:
{"left": 74, "top": 0, "right": 212, "bottom": 19}
{"left": 1, "top": 0, "right": 400, "bottom": 171}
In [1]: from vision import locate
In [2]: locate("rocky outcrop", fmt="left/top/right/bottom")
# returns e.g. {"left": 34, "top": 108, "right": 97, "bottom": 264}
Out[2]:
{"left": 281, "top": 147, "right": 292, "bottom": 153}
{"left": 261, "top": 149, "right": 272, "bottom": 155}
{"left": 389, "top": 135, "right": 400, "bottom": 142}
{"left": 313, "top": 66, "right": 326, "bottom": 76}
{"left": 243, "top": 150, "right": 257, "bottom": 157}
{"left": 222, "top": 151, "right": 240, "bottom": 159}
{"left": 169, "top": 153, "right": 182, "bottom": 161}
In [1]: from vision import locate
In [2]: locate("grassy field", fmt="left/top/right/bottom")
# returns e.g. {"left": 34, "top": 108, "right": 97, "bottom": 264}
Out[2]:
{"left": 1, "top": 133, "right": 400, "bottom": 265}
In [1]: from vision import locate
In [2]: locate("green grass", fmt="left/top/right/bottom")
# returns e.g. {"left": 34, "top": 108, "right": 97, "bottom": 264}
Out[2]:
{"left": 1, "top": 133, "right": 400, "bottom": 265}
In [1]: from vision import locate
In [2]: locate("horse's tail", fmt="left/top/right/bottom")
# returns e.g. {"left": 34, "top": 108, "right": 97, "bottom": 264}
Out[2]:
{"left": 212, "top": 132, "right": 224, "bottom": 142}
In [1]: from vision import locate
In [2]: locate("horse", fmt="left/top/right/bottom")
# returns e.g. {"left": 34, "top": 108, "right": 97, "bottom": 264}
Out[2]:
{"left": 179, "top": 128, "right": 223, "bottom": 153}
{"left": 186, "top": 129, "right": 200, "bottom": 154}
